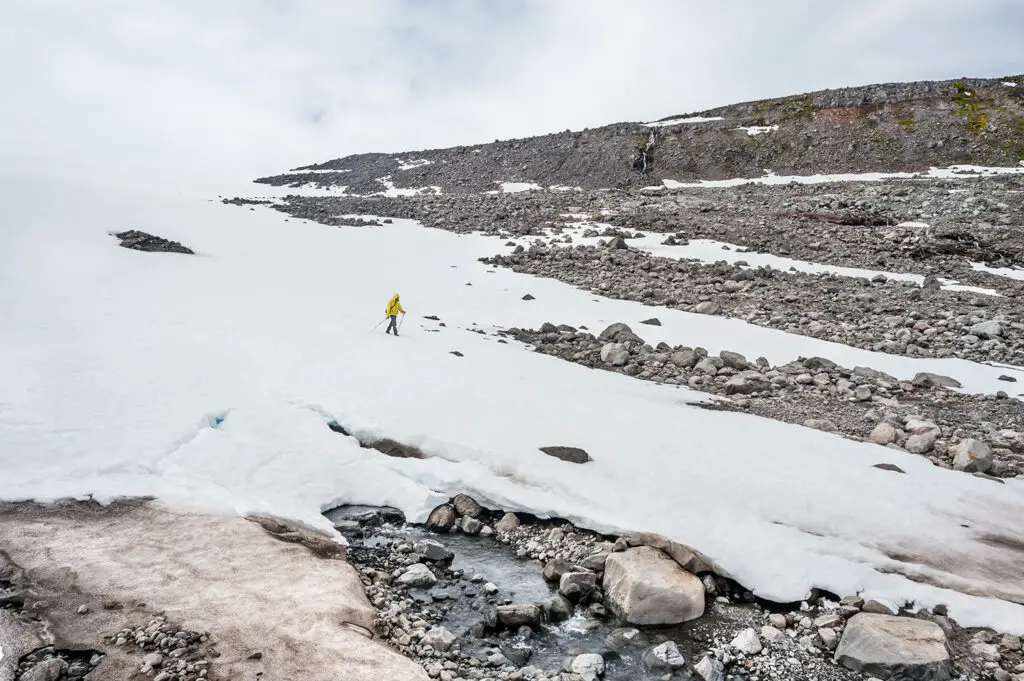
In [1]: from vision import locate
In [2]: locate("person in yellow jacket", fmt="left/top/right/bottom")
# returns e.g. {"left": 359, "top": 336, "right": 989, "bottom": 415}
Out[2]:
{"left": 384, "top": 294, "right": 405, "bottom": 335}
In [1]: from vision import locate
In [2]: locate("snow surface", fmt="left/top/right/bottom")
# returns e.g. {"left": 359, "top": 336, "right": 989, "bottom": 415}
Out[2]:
{"left": 1003, "top": 81, "right": 1019, "bottom": 87}
{"left": 495, "top": 182, "right": 542, "bottom": 193}
{"left": 645, "top": 116, "right": 724, "bottom": 127}
{"left": 736, "top": 125, "right": 779, "bottom": 136}
{"left": 3, "top": 169, "right": 1024, "bottom": 634}
{"left": 650, "top": 164, "right": 1024, "bottom": 190}
{"left": 971, "top": 262, "right": 1024, "bottom": 282}
{"left": 546, "top": 225, "right": 1003, "bottom": 297}
{"left": 396, "top": 159, "right": 432, "bottom": 171}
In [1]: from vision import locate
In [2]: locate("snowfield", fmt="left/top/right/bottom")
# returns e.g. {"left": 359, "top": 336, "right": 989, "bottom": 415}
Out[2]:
{"left": 2, "top": 168, "right": 1024, "bottom": 635}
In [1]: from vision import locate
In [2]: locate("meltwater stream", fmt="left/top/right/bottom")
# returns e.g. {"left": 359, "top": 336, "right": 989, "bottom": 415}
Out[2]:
{"left": 326, "top": 507, "right": 736, "bottom": 680}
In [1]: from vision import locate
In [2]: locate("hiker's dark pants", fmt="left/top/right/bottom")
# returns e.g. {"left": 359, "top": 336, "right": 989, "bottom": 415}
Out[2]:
{"left": 386, "top": 315, "right": 398, "bottom": 334}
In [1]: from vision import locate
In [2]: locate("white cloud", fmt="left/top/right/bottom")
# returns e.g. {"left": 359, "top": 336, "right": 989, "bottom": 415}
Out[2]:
{"left": 0, "top": 0, "right": 1021, "bottom": 185}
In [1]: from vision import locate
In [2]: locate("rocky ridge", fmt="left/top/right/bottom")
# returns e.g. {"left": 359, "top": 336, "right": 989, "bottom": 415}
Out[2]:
{"left": 505, "top": 322, "right": 1024, "bottom": 479}
{"left": 257, "top": 75, "right": 1024, "bottom": 194}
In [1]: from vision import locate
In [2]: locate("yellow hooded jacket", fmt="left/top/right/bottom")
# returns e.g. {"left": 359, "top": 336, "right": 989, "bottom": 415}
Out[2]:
{"left": 385, "top": 294, "right": 404, "bottom": 317}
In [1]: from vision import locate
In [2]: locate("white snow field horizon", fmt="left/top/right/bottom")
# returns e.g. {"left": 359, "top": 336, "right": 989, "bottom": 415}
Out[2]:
{"left": 2, "top": 166, "right": 1024, "bottom": 636}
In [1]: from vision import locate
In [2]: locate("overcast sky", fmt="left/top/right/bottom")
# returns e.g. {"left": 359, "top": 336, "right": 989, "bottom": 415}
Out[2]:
{"left": 1, "top": 0, "right": 1022, "bottom": 185}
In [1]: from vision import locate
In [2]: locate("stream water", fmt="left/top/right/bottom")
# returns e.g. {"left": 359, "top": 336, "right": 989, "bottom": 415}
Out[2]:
{"left": 325, "top": 507, "right": 738, "bottom": 680}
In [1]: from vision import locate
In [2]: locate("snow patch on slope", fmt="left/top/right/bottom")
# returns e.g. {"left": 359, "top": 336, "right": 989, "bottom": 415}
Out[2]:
{"left": 645, "top": 116, "right": 724, "bottom": 127}
{"left": 736, "top": 125, "right": 779, "bottom": 136}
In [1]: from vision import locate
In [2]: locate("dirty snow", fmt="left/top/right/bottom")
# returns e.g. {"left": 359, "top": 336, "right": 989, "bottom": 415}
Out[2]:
{"left": 736, "top": 125, "right": 779, "bottom": 136}
{"left": 2, "top": 169, "right": 1024, "bottom": 635}
{"left": 650, "top": 164, "right": 1024, "bottom": 190}
{"left": 644, "top": 116, "right": 724, "bottom": 127}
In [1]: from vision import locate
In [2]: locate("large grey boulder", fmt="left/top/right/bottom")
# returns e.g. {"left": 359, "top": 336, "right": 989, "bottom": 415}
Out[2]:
{"left": 398, "top": 563, "right": 438, "bottom": 588}
{"left": 951, "top": 439, "right": 993, "bottom": 473}
{"left": 870, "top": 422, "right": 898, "bottom": 446}
{"left": 603, "top": 546, "right": 705, "bottom": 625}
{"left": 599, "top": 323, "right": 643, "bottom": 344}
{"left": 571, "top": 653, "right": 605, "bottom": 681}
{"left": 835, "top": 614, "right": 951, "bottom": 681}
{"left": 719, "top": 350, "right": 749, "bottom": 370}
{"left": 912, "top": 373, "right": 962, "bottom": 389}
{"left": 968, "top": 320, "right": 1002, "bottom": 338}
{"left": 642, "top": 641, "right": 687, "bottom": 670}
{"left": 413, "top": 539, "right": 453, "bottom": 562}
{"left": 495, "top": 604, "right": 542, "bottom": 629}
{"left": 669, "top": 349, "right": 698, "bottom": 369}
{"left": 422, "top": 627, "right": 457, "bottom": 652}
{"left": 494, "top": 512, "right": 521, "bottom": 534}
{"left": 723, "top": 371, "right": 771, "bottom": 395}
{"left": 453, "top": 493, "right": 484, "bottom": 518}
{"left": 559, "top": 571, "right": 598, "bottom": 602}
{"left": 600, "top": 342, "right": 630, "bottom": 366}
{"left": 425, "top": 504, "right": 457, "bottom": 533}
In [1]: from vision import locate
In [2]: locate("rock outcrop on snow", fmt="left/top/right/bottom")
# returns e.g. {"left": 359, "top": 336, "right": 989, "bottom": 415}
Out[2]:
{"left": 114, "top": 230, "right": 194, "bottom": 254}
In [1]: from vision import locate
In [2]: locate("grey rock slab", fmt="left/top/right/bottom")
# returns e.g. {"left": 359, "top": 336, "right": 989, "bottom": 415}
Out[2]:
{"left": 414, "top": 539, "right": 453, "bottom": 562}
{"left": 422, "top": 627, "right": 458, "bottom": 652}
{"left": 600, "top": 342, "right": 630, "bottom": 366}
{"left": 570, "top": 653, "right": 605, "bottom": 681}
{"left": 642, "top": 641, "right": 687, "bottom": 670}
{"left": 495, "top": 604, "right": 542, "bottom": 629}
{"left": 911, "top": 372, "right": 962, "bottom": 389}
{"left": 951, "top": 438, "right": 993, "bottom": 473}
{"left": 22, "top": 659, "right": 69, "bottom": 681}
{"left": 539, "top": 446, "right": 591, "bottom": 464}
{"left": 559, "top": 571, "right": 598, "bottom": 602}
{"left": 398, "top": 563, "right": 438, "bottom": 588}
{"left": 835, "top": 613, "right": 951, "bottom": 681}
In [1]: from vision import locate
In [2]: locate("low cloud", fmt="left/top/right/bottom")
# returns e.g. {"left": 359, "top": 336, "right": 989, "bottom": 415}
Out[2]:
{"left": 1, "top": 0, "right": 1021, "bottom": 184}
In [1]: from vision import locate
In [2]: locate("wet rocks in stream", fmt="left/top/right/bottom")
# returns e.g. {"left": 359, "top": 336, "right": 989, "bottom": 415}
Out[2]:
{"left": 328, "top": 497, "right": 1024, "bottom": 681}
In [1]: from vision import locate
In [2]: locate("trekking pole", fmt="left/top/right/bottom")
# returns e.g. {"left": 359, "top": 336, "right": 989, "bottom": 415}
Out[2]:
{"left": 369, "top": 318, "right": 386, "bottom": 332}
{"left": 398, "top": 313, "right": 406, "bottom": 331}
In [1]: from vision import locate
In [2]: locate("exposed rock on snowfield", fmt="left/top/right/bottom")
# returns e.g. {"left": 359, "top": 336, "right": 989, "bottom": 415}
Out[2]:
{"left": 603, "top": 546, "right": 706, "bottom": 625}
{"left": 539, "top": 445, "right": 592, "bottom": 464}
{"left": 114, "top": 230, "right": 194, "bottom": 254}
